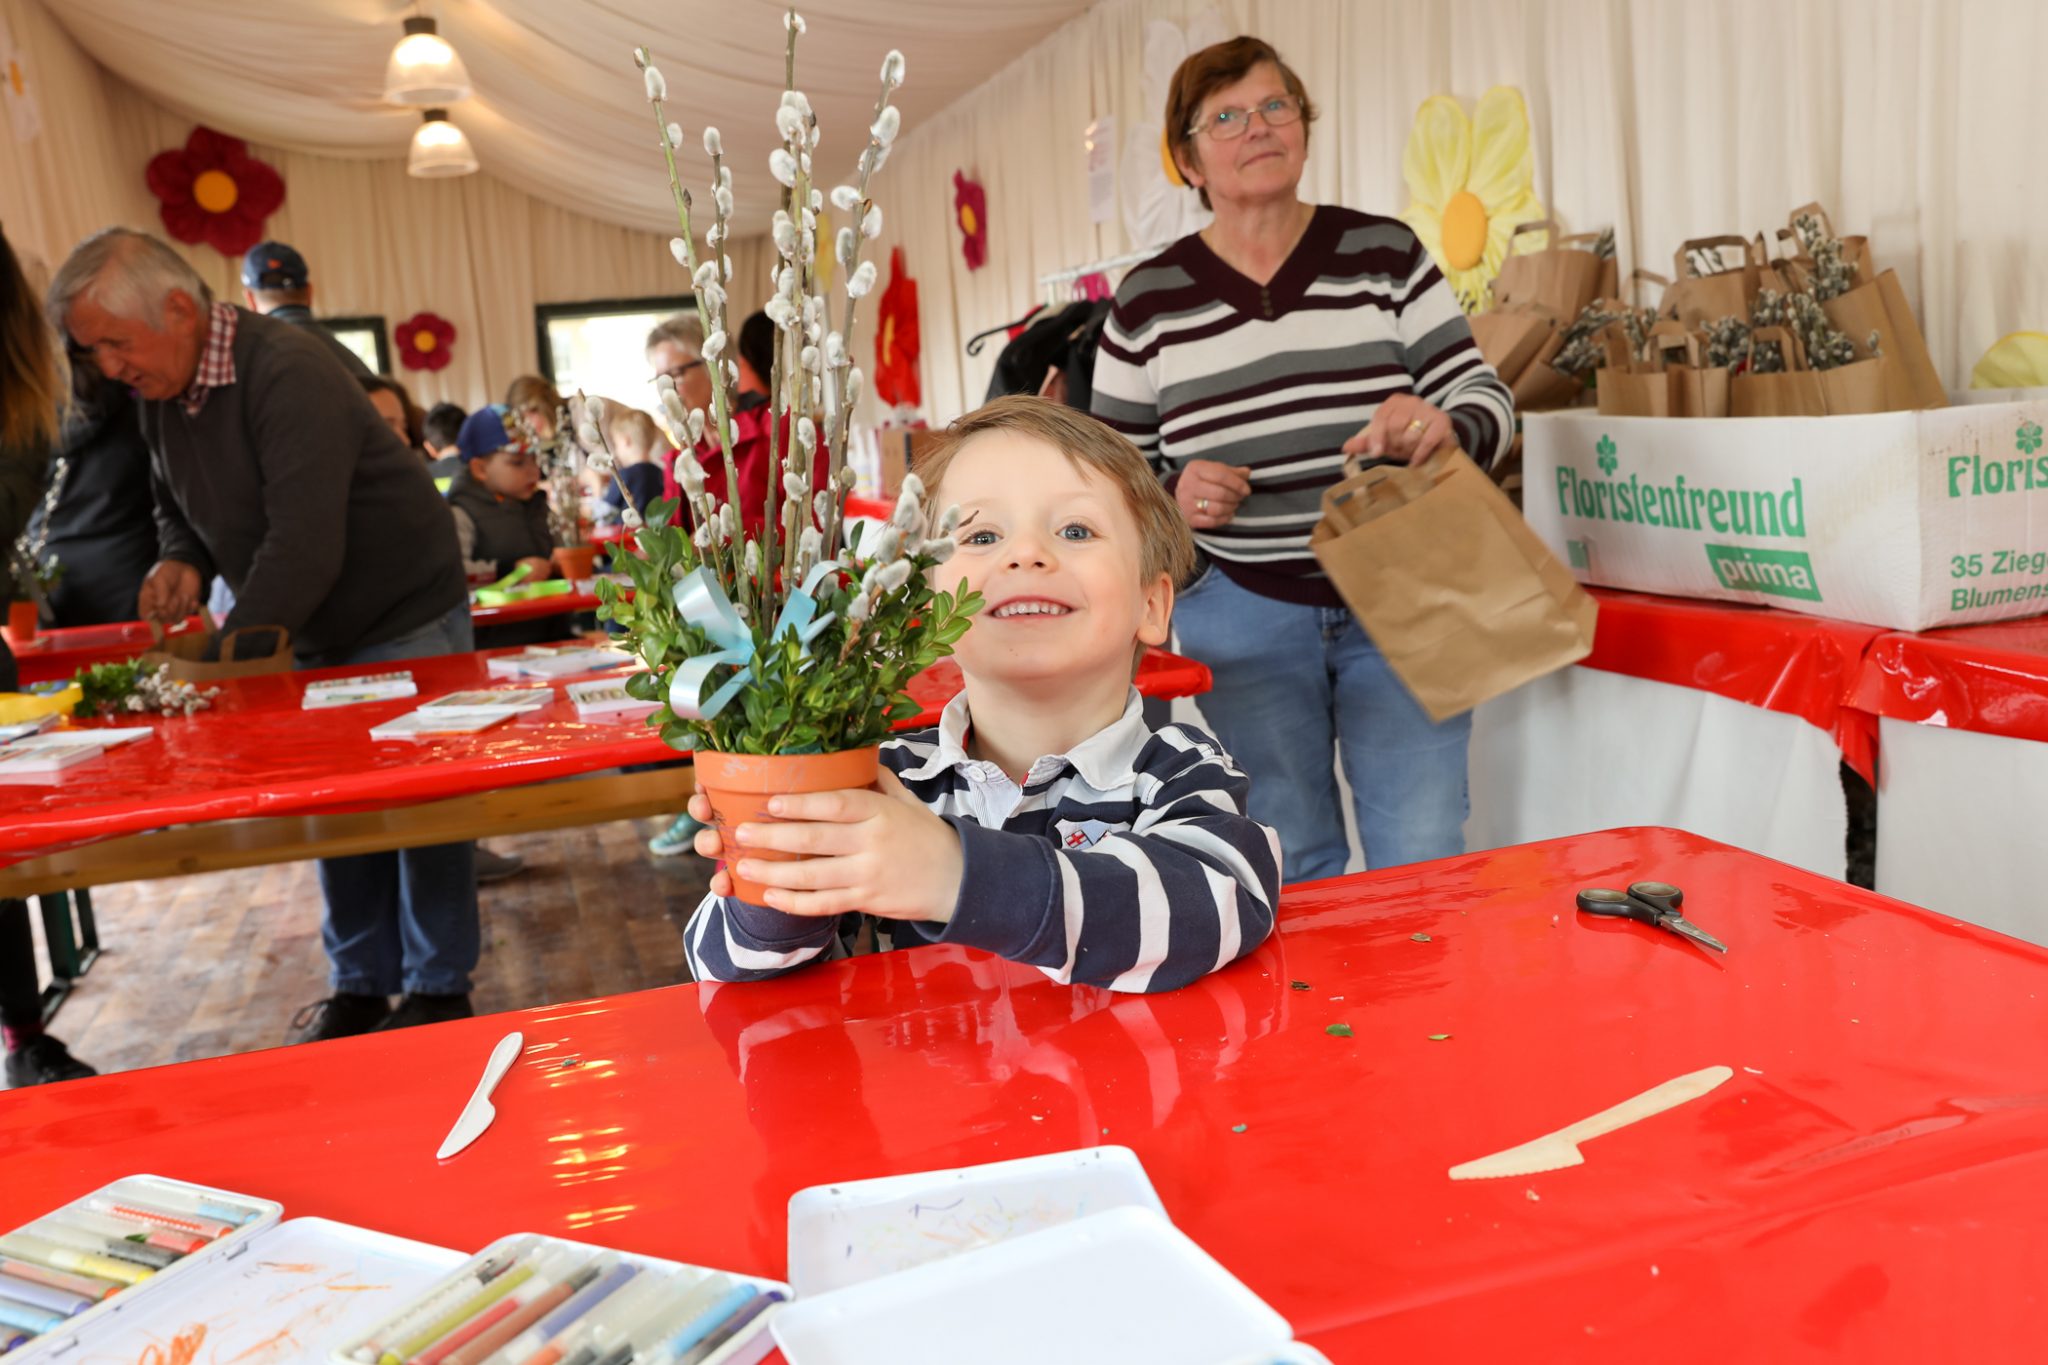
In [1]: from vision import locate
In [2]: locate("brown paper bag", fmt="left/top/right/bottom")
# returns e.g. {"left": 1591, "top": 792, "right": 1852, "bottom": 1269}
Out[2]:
{"left": 1730, "top": 327, "right": 1828, "bottom": 417}
{"left": 1663, "top": 235, "right": 1761, "bottom": 328}
{"left": 1649, "top": 323, "right": 1730, "bottom": 418}
{"left": 1774, "top": 202, "right": 1877, "bottom": 294}
{"left": 1491, "top": 220, "right": 1609, "bottom": 320}
{"left": 1468, "top": 306, "right": 1556, "bottom": 385}
{"left": 139, "top": 613, "right": 293, "bottom": 683}
{"left": 1595, "top": 325, "right": 1673, "bottom": 417}
{"left": 1819, "top": 270, "right": 1947, "bottom": 410}
{"left": 1309, "top": 449, "right": 1597, "bottom": 720}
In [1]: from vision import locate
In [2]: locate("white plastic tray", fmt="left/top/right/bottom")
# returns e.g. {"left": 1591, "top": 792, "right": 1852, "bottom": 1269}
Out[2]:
{"left": 772, "top": 1206, "right": 1301, "bottom": 1365}
{"left": 785, "top": 1145, "right": 1165, "bottom": 1296}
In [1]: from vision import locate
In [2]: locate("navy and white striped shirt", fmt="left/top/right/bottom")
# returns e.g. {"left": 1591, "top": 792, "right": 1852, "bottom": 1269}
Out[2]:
{"left": 684, "top": 690, "right": 1282, "bottom": 993}
{"left": 1091, "top": 206, "right": 1514, "bottom": 609}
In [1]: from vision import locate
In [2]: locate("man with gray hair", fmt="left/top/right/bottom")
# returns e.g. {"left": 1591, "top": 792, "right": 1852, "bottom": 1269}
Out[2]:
{"left": 51, "top": 226, "right": 478, "bottom": 1043}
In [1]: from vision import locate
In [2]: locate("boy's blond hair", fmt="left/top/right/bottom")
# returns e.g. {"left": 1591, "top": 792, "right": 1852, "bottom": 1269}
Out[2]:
{"left": 602, "top": 402, "right": 667, "bottom": 461}
{"left": 915, "top": 395, "right": 1198, "bottom": 588}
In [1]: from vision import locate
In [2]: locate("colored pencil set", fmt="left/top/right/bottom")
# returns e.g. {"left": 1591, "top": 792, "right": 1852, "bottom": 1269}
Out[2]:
{"left": 339, "top": 1234, "right": 784, "bottom": 1365}
{"left": 0, "top": 1184, "right": 265, "bottom": 1354}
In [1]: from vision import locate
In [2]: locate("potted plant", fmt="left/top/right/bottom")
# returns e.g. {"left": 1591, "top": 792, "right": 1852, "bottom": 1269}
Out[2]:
{"left": 586, "top": 15, "right": 979, "bottom": 901}
{"left": 502, "top": 403, "right": 602, "bottom": 584}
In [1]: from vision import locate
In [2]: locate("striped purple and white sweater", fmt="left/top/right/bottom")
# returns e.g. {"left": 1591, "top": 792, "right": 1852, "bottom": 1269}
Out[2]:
{"left": 1091, "top": 206, "right": 1514, "bottom": 607}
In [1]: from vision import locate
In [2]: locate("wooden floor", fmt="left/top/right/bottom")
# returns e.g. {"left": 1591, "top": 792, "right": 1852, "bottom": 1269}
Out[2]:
{"left": 20, "top": 817, "right": 714, "bottom": 1082}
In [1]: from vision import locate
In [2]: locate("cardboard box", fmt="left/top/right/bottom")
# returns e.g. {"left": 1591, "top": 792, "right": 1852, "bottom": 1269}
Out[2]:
{"left": 877, "top": 426, "right": 943, "bottom": 496}
{"left": 1523, "top": 399, "right": 2048, "bottom": 630}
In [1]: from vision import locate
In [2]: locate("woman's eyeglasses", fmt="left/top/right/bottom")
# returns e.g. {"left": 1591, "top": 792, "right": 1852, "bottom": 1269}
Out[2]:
{"left": 1188, "top": 95, "right": 1302, "bottom": 141}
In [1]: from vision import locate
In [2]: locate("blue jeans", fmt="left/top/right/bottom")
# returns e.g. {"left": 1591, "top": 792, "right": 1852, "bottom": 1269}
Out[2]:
{"left": 303, "top": 601, "right": 480, "bottom": 996}
{"left": 1171, "top": 564, "right": 1471, "bottom": 883}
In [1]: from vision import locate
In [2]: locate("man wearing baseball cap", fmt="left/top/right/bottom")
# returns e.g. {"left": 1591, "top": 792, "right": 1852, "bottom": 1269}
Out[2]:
{"left": 241, "top": 240, "right": 372, "bottom": 379}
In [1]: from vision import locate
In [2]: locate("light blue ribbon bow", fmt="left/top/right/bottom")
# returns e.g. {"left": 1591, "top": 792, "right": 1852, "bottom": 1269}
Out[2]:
{"left": 666, "top": 561, "right": 841, "bottom": 720}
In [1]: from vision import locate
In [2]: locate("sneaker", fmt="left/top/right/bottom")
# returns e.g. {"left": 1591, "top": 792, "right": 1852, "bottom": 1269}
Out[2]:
{"left": 4, "top": 1035, "right": 98, "bottom": 1087}
{"left": 288, "top": 993, "right": 392, "bottom": 1044}
{"left": 648, "top": 811, "right": 705, "bottom": 858}
{"left": 377, "top": 993, "right": 475, "bottom": 1032}
{"left": 474, "top": 845, "right": 526, "bottom": 884}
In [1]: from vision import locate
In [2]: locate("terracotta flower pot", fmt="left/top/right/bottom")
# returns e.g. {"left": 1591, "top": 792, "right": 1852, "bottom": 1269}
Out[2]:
{"left": 693, "top": 746, "right": 882, "bottom": 904}
{"left": 553, "top": 545, "right": 599, "bottom": 583}
{"left": 4, "top": 599, "right": 35, "bottom": 645}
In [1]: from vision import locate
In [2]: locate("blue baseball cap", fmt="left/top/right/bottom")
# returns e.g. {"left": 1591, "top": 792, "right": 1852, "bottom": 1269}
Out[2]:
{"left": 455, "top": 405, "right": 520, "bottom": 463}
{"left": 241, "top": 241, "right": 309, "bottom": 290}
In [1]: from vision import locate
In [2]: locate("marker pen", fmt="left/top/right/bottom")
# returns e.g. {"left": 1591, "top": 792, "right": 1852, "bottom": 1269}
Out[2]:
{"left": 99, "top": 1187, "right": 260, "bottom": 1228}
{"left": 28, "top": 1221, "right": 177, "bottom": 1270}
{"left": 606, "top": 1276, "right": 731, "bottom": 1364}
{"left": 354, "top": 1245, "right": 530, "bottom": 1364}
{"left": 649, "top": 1282, "right": 760, "bottom": 1365}
{"left": 526, "top": 1271, "right": 675, "bottom": 1365}
{"left": 0, "top": 1234, "right": 153, "bottom": 1288}
{"left": 0, "top": 1296, "right": 64, "bottom": 1338}
{"left": 86, "top": 1198, "right": 234, "bottom": 1242}
{"left": 489, "top": 1258, "right": 634, "bottom": 1365}
{"left": 0, "top": 1257, "right": 120, "bottom": 1302}
{"left": 384, "top": 1256, "right": 544, "bottom": 1365}
{"left": 0, "top": 1269, "right": 92, "bottom": 1318}
{"left": 414, "top": 1252, "right": 582, "bottom": 1365}
{"left": 55, "top": 1210, "right": 205, "bottom": 1257}
{"left": 443, "top": 1259, "right": 604, "bottom": 1365}
{"left": 669, "top": 1291, "right": 783, "bottom": 1365}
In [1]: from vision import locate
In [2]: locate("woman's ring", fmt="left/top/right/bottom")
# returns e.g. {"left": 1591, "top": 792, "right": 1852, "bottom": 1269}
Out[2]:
{"left": 1197, "top": 498, "right": 1210, "bottom": 513}
{"left": 1405, "top": 418, "right": 1427, "bottom": 433}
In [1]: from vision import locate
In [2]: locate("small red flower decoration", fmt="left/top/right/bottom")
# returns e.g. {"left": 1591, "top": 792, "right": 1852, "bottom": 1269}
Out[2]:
{"left": 146, "top": 127, "right": 284, "bottom": 258}
{"left": 874, "top": 247, "right": 922, "bottom": 409}
{"left": 953, "top": 170, "right": 988, "bottom": 272}
{"left": 397, "top": 312, "right": 457, "bottom": 372}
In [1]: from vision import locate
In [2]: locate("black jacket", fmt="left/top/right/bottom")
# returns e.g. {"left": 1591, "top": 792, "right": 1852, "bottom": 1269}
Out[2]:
{"left": 31, "top": 380, "right": 160, "bottom": 626}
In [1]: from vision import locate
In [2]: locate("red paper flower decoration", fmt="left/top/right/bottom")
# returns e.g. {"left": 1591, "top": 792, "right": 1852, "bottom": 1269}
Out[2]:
{"left": 953, "top": 170, "right": 988, "bottom": 272}
{"left": 397, "top": 312, "right": 457, "bottom": 372}
{"left": 874, "top": 246, "right": 922, "bottom": 409}
{"left": 145, "top": 127, "right": 284, "bottom": 258}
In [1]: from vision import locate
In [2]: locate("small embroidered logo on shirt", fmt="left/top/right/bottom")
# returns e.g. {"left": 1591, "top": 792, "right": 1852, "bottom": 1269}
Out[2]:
{"left": 1055, "top": 819, "right": 1124, "bottom": 850}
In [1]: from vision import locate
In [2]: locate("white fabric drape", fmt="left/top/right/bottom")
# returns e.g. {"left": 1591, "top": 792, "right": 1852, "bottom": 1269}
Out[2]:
{"left": 865, "top": 0, "right": 2048, "bottom": 421}
{"left": 0, "top": 0, "right": 777, "bottom": 412}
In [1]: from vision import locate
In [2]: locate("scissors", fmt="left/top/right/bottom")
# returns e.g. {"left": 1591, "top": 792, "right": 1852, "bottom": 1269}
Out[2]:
{"left": 1575, "top": 880, "right": 1728, "bottom": 953}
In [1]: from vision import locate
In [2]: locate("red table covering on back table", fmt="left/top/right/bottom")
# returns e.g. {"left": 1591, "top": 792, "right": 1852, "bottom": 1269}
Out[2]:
{"left": 2, "top": 827, "right": 2045, "bottom": 1360}
{"left": 1852, "top": 616, "right": 2048, "bottom": 743}
{"left": 0, "top": 648, "right": 1211, "bottom": 865}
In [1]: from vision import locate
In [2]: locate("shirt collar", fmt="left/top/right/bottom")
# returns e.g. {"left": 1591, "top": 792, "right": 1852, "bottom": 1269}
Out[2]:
{"left": 903, "top": 688, "right": 1152, "bottom": 793}
{"left": 180, "top": 302, "right": 240, "bottom": 417}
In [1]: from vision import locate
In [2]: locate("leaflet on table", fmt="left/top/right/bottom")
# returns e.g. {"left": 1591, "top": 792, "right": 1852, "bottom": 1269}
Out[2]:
{"left": 0, "top": 714, "right": 61, "bottom": 744}
{"left": 0, "top": 742, "right": 106, "bottom": 782}
{"left": 368, "top": 709, "right": 522, "bottom": 741}
{"left": 487, "top": 645, "right": 635, "bottom": 679}
{"left": 417, "top": 687, "right": 556, "bottom": 715}
{"left": 1524, "top": 397, "right": 2048, "bottom": 630}
{"left": 303, "top": 670, "right": 419, "bottom": 709}
{"left": 566, "top": 675, "right": 658, "bottom": 720}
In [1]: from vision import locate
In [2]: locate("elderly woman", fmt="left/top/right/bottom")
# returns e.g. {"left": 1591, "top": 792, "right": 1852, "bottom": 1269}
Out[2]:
{"left": 1092, "top": 36, "right": 1514, "bottom": 882}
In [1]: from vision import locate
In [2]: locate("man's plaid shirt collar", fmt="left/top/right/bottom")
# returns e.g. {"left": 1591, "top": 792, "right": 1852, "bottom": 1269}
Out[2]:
{"left": 180, "top": 301, "right": 239, "bottom": 417}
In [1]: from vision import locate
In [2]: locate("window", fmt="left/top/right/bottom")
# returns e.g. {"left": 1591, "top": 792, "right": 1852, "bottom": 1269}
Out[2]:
{"left": 324, "top": 315, "right": 391, "bottom": 375}
{"left": 537, "top": 296, "right": 695, "bottom": 429}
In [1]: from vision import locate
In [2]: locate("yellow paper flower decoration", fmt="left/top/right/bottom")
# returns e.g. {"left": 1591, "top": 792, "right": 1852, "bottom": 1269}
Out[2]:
{"left": 1400, "top": 87, "right": 1545, "bottom": 313}
{"left": 1973, "top": 332, "right": 2048, "bottom": 390}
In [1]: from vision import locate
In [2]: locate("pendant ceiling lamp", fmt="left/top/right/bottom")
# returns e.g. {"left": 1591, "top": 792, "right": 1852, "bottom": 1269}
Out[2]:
{"left": 384, "top": 14, "right": 472, "bottom": 106}
{"left": 408, "top": 108, "right": 478, "bottom": 179}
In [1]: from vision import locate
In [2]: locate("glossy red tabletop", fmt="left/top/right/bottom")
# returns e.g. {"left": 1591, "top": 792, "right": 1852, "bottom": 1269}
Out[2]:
{"left": 1583, "top": 589, "right": 1884, "bottom": 778}
{"left": 0, "top": 648, "right": 1211, "bottom": 864}
{"left": 1854, "top": 616, "right": 2048, "bottom": 743}
{"left": 6, "top": 617, "right": 193, "bottom": 687}
{"left": 4, "top": 828, "right": 2044, "bottom": 1359}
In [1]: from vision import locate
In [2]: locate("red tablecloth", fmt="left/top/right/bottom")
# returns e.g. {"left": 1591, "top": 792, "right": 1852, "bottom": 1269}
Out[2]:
{"left": 1852, "top": 617, "right": 2048, "bottom": 744}
{"left": 0, "top": 648, "right": 1212, "bottom": 866}
{"left": 1581, "top": 588, "right": 1883, "bottom": 780}
{"left": 2, "top": 827, "right": 2044, "bottom": 1360}
{"left": 467, "top": 589, "right": 601, "bottom": 627}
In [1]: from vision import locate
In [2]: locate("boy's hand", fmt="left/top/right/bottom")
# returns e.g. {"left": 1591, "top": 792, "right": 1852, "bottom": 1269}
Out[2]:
{"left": 516, "top": 556, "right": 555, "bottom": 581}
{"left": 688, "top": 773, "right": 964, "bottom": 921}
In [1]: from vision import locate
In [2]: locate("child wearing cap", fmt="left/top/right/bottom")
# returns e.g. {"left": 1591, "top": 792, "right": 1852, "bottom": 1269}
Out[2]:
{"left": 448, "top": 405, "right": 554, "bottom": 585}
{"left": 682, "top": 395, "right": 1282, "bottom": 993}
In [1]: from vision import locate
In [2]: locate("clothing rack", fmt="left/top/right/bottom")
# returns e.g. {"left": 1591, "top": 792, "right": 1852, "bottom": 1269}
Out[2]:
{"left": 1036, "top": 249, "right": 1157, "bottom": 306}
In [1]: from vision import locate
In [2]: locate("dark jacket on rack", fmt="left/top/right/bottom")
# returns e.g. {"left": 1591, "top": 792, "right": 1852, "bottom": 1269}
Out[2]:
{"left": 983, "top": 300, "right": 1113, "bottom": 408}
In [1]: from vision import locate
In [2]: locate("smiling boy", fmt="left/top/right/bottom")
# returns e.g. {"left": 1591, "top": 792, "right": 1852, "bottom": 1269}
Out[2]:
{"left": 682, "top": 395, "right": 1281, "bottom": 993}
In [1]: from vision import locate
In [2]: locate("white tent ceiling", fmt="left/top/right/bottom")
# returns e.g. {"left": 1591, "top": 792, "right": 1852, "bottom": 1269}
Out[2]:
{"left": 48, "top": 0, "right": 1098, "bottom": 235}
